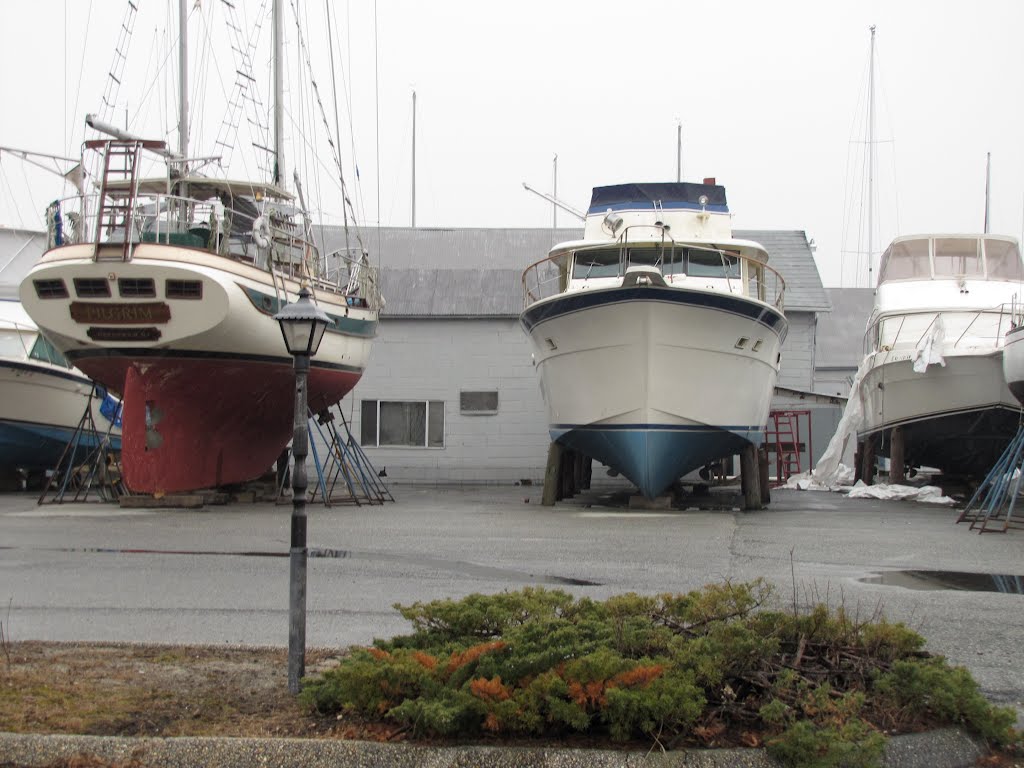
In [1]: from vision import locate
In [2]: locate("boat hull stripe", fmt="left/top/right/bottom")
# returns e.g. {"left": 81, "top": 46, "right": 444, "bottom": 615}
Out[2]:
{"left": 521, "top": 286, "right": 786, "bottom": 339}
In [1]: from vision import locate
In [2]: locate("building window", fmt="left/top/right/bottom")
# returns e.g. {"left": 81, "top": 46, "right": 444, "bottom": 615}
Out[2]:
{"left": 361, "top": 400, "right": 444, "bottom": 448}
{"left": 460, "top": 390, "right": 498, "bottom": 415}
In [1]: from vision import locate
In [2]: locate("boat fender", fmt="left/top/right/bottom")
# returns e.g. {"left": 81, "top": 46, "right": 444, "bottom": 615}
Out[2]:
{"left": 252, "top": 216, "right": 272, "bottom": 249}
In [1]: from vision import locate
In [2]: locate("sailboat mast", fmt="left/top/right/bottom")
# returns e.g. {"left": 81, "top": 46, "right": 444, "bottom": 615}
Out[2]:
{"left": 984, "top": 152, "right": 991, "bottom": 233}
{"left": 273, "top": 0, "right": 285, "bottom": 188}
{"left": 178, "top": 0, "right": 189, "bottom": 162}
{"left": 867, "top": 24, "right": 876, "bottom": 288}
{"left": 411, "top": 90, "right": 416, "bottom": 227}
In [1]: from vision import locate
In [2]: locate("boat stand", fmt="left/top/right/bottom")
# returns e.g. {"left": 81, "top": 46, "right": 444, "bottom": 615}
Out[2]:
{"left": 956, "top": 424, "right": 1024, "bottom": 533}
{"left": 278, "top": 406, "right": 393, "bottom": 507}
{"left": 39, "top": 386, "right": 124, "bottom": 505}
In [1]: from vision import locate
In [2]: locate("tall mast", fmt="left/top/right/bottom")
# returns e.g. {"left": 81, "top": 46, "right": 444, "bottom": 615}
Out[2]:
{"left": 273, "top": 0, "right": 285, "bottom": 188}
{"left": 676, "top": 121, "right": 682, "bottom": 182}
{"left": 552, "top": 153, "right": 557, "bottom": 229}
{"left": 867, "top": 25, "right": 876, "bottom": 288}
{"left": 178, "top": 0, "right": 189, "bottom": 163}
{"left": 984, "top": 152, "right": 991, "bottom": 233}
{"left": 411, "top": 90, "right": 416, "bottom": 227}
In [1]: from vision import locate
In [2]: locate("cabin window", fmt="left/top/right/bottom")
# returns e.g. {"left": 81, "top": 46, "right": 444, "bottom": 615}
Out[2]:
{"left": 74, "top": 278, "right": 111, "bottom": 298}
{"left": 879, "top": 240, "right": 930, "bottom": 281}
{"left": 460, "top": 390, "right": 498, "bottom": 415}
{"left": 687, "top": 249, "right": 740, "bottom": 278}
{"left": 572, "top": 249, "right": 620, "bottom": 279}
{"left": 933, "top": 238, "right": 982, "bottom": 277}
{"left": 361, "top": 400, "right": 444, "bottom": 448}
{"left": 119, "top": 278, "right": 156, "bottom": 298}
{"left": 984, "top": 239, "right": 1024, "bottom": 280}
{"left": 625, "top": 247, "right": 662, "bottom": 267}
{"left": 28, "top": 334, "right": 70, "bottom": 368}
{"left": 33, "top": 279, "right": 68, "bottom": 299}
{"left": 166, "top": 279, "right": 203, "bottom": 299}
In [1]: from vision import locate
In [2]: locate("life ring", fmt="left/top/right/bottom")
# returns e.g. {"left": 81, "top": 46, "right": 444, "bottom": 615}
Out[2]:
{"left": 252, "top": 215, "right": 271, "bottom": 249}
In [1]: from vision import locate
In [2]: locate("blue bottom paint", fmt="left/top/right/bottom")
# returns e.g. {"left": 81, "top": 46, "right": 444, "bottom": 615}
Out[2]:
{"left": 552, "top": 425, "right": 755, "bottom": 499}
{"left": 0, "top": 420, "right": 122, "bottom": 473}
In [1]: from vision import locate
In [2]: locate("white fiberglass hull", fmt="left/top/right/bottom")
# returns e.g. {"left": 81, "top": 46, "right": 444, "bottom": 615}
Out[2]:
{"left": 859, "top": 351, "right": 1018, "bottom": 475}
{"left": 521, "top": 285, "right": 786, "bottom": 496}
{"left": 0, "top": 300, "right": 120, "bottom": 476}
{"left": 1003, "top": 325, "right": 1024, "bottom": 407}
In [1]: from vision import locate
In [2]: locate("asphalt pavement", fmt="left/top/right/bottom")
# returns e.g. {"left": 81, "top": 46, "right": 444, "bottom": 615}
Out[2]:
{"left": 1, "top": 481, "right": 1022, "bottom": 719}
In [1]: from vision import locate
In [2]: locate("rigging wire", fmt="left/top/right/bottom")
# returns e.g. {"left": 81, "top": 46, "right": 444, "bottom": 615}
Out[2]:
{"left": 374, "top": 0, "right": 381, "bottom": 264}
{"left": 68, "top": 0, "right": 95, "bottom": 157}
{"left": 331, "top": 0, "right": 360, "bottom": 274}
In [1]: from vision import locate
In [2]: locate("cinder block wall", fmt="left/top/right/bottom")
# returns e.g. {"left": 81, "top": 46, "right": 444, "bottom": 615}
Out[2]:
{"left": 344, "top": 318, "right": 550, "bottom": 485}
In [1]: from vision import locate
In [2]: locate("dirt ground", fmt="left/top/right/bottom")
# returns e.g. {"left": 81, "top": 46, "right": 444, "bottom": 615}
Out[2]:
{"left": 0, "top": 642, "right": 385, "bottom": 741}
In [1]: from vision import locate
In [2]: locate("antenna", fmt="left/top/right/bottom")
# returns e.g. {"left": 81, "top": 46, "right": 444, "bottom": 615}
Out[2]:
{"left": 522, "top": 182, "right": 585, "bottom": 221}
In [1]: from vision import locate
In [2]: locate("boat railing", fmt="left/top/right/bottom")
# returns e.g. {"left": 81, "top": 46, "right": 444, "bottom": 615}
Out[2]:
{"left": 521, "top": 245, "right": 786, "bottom": 311}
{"left": 45, "top": 192, "right": 381, "bottom": 308}
{"left": 863, "top": 305, "right": 1017, "bottom": 357}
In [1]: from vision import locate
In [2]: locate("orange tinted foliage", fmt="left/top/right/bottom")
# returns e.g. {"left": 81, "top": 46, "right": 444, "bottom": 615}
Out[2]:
{"left": 469, "top": 675, "right": 511, "bottom": 702}
{"left": 445, "top": 641, "right": 507, "bottom": 675}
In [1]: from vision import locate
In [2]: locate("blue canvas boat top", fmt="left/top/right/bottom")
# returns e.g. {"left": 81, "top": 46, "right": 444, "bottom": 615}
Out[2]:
{"left": 588, "top": 182, "right": 729, "bottom": 215}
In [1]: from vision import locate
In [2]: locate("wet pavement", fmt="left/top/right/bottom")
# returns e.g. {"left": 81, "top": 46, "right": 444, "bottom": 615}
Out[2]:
{"left": 1, "top": 481, "right": 1022, "bottom": 719}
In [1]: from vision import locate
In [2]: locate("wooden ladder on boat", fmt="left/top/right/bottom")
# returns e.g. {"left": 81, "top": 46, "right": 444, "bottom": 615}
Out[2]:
{"left": 92, "top": 139, "right": 147, "bottom": 261}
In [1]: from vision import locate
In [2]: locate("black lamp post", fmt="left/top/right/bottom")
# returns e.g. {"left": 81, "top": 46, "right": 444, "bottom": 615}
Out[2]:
{"left": 274, "top": 285, "right": 331, "bottom": 694}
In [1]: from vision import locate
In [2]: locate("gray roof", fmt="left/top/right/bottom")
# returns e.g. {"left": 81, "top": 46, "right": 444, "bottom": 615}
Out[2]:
{"left": 814, "top": 287, "right": 876, "bottom": 368}
{"left": 322, "top": 225, "right": 829, "bottom": 318}
{"left": 734, "top": 230, "right": 830, "bottom": 313}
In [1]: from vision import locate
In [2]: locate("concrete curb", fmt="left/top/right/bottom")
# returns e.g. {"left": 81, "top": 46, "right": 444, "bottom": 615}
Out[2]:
{"left": 0, "top": 728, "right": 985, "bottom": 767}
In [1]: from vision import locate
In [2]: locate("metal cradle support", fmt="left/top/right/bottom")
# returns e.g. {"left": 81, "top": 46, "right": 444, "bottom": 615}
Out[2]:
{"left": 278, "top": 405, "right": 393, "bottom": 507}
{"left": 956, "top": 423, "right": 1024, "bottom": 533}
{"left": 39, "top": 386, "right": 124, "bottom": 505}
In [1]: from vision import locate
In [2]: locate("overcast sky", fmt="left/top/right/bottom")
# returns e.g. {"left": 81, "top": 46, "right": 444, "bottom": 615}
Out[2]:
{"left": 1, "top": 0, "right": 1022, "bottom": 288}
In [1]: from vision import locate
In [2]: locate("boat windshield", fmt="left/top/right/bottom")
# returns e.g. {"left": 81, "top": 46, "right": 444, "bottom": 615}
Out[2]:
{"left": 687, "top": 249, "right": 741, "bottom": 278}
{"left": 879, "top": 240, "right": 931, "bottom": 281}
{"left": 572, "top": 249, "right": 621, "bottom": 279}
{"left": 982, "top": 239, "right": 1024, "bottom": 280}
{"left": 571, "top": 246, "right": 740, "bottom": 280}
{"left": 879, "top": 236, "right": 1024, "bottom": 282}
{"left": 933, "top": 238, "right": 983, "bottom": 277}
{"left": 29, "top": 334, "right": 71, "bottom": 368}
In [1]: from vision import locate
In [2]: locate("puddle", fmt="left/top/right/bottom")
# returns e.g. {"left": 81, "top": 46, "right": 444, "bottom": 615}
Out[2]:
{"left": 24, "top": 545, "right": 601, "bottom": 587}
{"left": 861, "top": 570, "right": 1024, "bottom": 595}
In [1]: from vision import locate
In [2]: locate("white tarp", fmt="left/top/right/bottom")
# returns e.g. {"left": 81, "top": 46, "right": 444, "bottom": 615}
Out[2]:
{"left": 912, "top": 314, "right": 946, "bottom": 373}
{"left": 811, "top": 356, "right": 872, "bottom": 487}
{"left": 846, "top": 481, "right": 955, "bottom": 505}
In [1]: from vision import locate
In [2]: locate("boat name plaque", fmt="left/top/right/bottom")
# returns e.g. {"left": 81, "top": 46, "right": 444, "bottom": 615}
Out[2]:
{"left": 70, "top": 302, "right": 171, "bottom": 325}
{"left": 87, "top": 327, "right": 163, "bottom": 342}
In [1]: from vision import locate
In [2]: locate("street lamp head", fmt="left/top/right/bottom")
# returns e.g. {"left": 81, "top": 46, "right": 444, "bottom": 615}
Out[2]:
{"left": 274, "top": 286, "right": 332, "bottom": 357}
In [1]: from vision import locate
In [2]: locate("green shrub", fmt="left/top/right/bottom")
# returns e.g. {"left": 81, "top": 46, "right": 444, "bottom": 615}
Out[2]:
{"left": 300, "top": 582, "right": 1016, "bottom": 763}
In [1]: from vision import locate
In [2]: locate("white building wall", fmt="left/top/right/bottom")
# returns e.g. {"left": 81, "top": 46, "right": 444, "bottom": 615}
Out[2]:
{"left": 776, "top": 311, "right": 815, "bottom": 392}
{"left": 346, "top": 318, "right": 550, "bottom": 485}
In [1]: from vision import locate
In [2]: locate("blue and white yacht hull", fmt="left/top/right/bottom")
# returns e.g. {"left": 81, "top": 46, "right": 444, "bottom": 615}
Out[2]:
{"left": 522, "top": 285, "right": 786, "bottom": 497}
